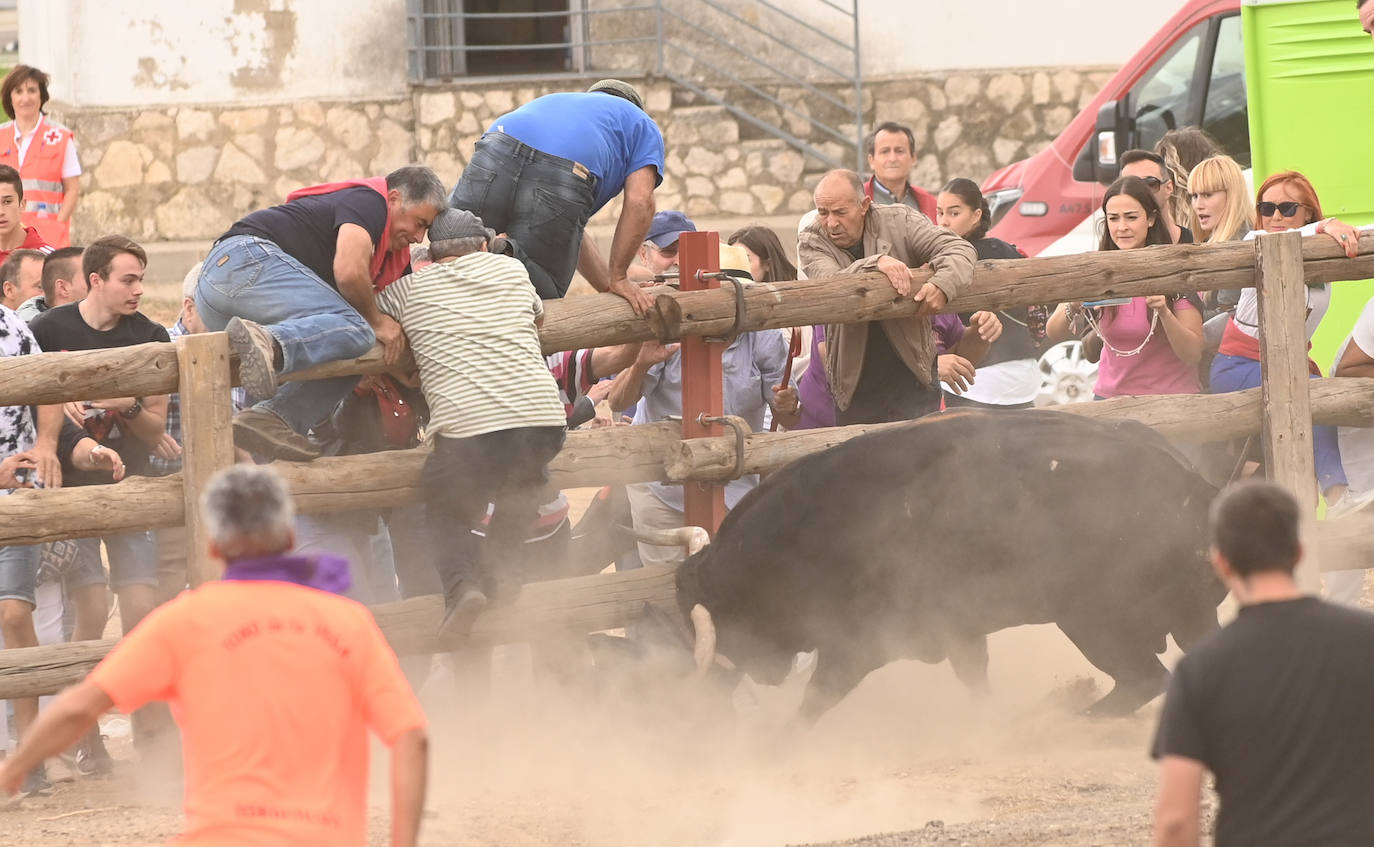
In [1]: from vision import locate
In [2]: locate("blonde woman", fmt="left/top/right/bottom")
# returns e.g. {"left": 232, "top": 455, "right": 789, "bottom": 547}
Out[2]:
{"left": 1188, "top": 154, "right": 1251, "bottom": 245}
{"left": 1187, "top": 155, "right": 1251, "bottom": 354}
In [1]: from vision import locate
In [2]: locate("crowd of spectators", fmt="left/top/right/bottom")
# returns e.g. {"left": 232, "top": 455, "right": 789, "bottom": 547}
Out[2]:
{"left": 1, "top": 8, "right": 1374, "bottom": 842}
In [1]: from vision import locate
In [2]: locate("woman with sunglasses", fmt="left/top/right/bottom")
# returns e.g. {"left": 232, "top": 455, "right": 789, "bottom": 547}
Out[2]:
{"left": 1046, "top": 176, "right": 1203, "bottom": 399}
{"left": 1210, "top": 170, "right": 1347, "bottom": 505}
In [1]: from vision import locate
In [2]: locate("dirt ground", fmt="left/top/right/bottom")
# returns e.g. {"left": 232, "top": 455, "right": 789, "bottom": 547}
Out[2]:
{"left": 0, "top": 614, "right": 1236, "bottom": 847}
{"left": 7, "top": 576, "right": 1373, "bottom": 845}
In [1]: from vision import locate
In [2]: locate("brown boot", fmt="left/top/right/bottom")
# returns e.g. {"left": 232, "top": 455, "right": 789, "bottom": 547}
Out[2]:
{"left": 226, "top": 317, "right": 280, "bottom": 400}
{"left": 232, "top": 408, "right": 321, "bottom": 462}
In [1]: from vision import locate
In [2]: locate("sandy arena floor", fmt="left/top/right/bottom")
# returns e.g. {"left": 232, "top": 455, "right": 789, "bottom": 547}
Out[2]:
{"left": 2, "top": 615, "right": 1234, "bottom": 847}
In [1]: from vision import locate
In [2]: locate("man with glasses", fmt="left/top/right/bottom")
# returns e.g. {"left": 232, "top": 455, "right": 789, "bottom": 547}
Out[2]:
{"left": 629, "top": 210, "right": 694, "bottom": 283}
{"left": 1120, "top": 149, "right": 1192, "bottom": 244}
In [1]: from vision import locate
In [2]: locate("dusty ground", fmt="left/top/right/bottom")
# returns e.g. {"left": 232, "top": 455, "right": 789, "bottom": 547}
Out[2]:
{"left": 0, "top": 616, "right": 1231, "bottom": 847}
{"left": 8, "top": 576, "right": 1373, "bottom": 845}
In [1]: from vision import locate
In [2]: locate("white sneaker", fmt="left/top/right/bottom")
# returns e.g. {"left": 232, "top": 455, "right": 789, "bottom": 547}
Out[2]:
{"left": 1327, "top": 489, "right": 1374, "bottom": 520}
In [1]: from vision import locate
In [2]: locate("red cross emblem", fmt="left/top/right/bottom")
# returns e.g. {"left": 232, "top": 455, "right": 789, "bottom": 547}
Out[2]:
{"left": 42, "top": 128, "right": 61, "bottom": 146}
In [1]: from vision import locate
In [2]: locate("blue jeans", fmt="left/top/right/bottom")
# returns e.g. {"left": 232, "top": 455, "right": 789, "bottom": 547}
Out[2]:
{"left": 0, "top": 545, "right": 38, "bottom": 607}
{"left": 64, "top": 532, "right": 159, "bottom": 590}
{"left": 294, "top": 510, "right": 400, "bottom": 607}
{"left": 449, "top": 131, "right": 599, "bottom": 300}
{"left": 196, "top": 235, "right": 376, "bottom": 435}
{"left": 1210, "top": 353, "right": 1347, "bottom": 491}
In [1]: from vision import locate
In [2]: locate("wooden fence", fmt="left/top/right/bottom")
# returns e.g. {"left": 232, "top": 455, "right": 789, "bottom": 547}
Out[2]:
{"left": 0, "top": 229, "right": 1371, "bottom": 699}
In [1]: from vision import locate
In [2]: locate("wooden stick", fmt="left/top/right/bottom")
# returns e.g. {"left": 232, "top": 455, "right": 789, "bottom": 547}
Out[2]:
{"left": 37, "top": 807, "right": 123, "bottom": 822}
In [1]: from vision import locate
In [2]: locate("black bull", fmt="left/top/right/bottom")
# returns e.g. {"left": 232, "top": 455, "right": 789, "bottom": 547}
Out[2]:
{"left": 674, "top": 409, "right": 1228, "bottom": 722}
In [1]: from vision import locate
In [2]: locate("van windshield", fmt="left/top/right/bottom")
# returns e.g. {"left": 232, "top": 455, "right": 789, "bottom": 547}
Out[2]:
{"left": 1132, "top": 21, "right": 1205, "bottom": 152}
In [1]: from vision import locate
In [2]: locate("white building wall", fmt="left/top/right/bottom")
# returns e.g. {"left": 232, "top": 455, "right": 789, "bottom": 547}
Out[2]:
{"left": 19, "top": 0, "right": 410, "bottom": 108}
{"left": 782, "top": 0, "right": 1191, "bottom": 75}
{"left": 19, "top": 0, "right": 1192, "bottom": 108}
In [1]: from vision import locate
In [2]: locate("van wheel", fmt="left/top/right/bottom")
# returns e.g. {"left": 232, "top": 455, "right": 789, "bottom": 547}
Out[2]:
{"left": 1037, "top": 340, "right": 1098, "bottom": 405}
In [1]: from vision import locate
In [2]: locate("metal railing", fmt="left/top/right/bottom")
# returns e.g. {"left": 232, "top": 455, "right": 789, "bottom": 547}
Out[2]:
{"left": 404, "top": 0, "right": 864, "bottom": 170}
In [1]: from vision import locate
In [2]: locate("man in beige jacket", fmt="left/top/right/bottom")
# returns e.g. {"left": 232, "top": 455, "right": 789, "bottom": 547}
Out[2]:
{"left": 798, "top": 169, "right": 976, "bottom": 424}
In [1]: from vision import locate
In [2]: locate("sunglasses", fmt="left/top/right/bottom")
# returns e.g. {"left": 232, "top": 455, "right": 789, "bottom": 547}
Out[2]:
{"left": 1139, "top": 176, "right": 1164, "bottom": 190}
{"left": 1257, "top": 201, "right": 1306, "bottom": 218}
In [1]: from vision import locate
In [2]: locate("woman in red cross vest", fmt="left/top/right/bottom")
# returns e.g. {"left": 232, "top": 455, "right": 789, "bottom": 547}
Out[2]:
{"left": 0, "top": 66, "right": 80, "bottom": 248}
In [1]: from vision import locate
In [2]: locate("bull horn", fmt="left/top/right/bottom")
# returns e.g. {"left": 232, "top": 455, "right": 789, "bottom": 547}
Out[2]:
{"left": 620, "top": 525, "right": 711, "bottom": 557}
{"left": 689, "top": 603, "right": 716, "bottom": 676}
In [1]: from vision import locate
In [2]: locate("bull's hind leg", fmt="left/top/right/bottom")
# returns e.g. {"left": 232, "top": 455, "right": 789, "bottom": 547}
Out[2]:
{"left": 1169, "top": 591, "right": 1221, "bottom": 653}
{"left": 1056, "top": 617, "right": 1169, "bottom": 717}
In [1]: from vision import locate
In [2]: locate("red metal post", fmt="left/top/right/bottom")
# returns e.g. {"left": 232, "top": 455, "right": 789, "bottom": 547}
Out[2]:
{"left": 677, "top": 230, "right": 728, "bottom": 535}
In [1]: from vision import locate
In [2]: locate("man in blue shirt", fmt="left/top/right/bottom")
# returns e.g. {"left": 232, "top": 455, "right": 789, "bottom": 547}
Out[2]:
{"left": 449, "top": 80, "right": 664, "bottom": 314}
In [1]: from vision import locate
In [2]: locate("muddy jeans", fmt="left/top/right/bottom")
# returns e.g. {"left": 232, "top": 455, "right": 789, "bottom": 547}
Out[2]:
{"left": 422, "top": 427, "right": 566, "bottom": 606}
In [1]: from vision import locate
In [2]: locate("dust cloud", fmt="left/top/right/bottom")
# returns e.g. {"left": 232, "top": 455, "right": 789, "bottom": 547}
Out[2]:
{"left": 399, "top": 622, "right": 1170, "bottom": 847}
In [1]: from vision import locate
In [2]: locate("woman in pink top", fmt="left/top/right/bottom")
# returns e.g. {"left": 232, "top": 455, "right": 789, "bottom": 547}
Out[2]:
{"left": 1047, "top": 176, "right": 1203, "bottom": 398}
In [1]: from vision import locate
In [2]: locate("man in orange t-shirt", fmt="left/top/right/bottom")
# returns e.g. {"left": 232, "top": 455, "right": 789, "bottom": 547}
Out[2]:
{"left": 0, "top": 465, "right": 429, "bottom": 846}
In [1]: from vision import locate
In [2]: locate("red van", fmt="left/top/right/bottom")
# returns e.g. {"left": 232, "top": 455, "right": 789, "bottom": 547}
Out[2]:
{"left": 982, "top": 0, "right": 1245, "bottom": 256}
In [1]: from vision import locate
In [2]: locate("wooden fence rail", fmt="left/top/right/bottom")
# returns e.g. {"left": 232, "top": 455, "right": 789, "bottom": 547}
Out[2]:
{"left": 3, "top": 233, "right": 1372, "bottom": 409}
{"left": 5, "top": 378, "right": 1374, "bottom": 548}
{"left": 0, "top": 565, "right": 682, "bottom": 700}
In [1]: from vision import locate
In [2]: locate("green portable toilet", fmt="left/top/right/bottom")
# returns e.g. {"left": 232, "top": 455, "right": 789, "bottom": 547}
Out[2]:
{"left": 1244, "top": 0, "right": 1374, "bottom": 368}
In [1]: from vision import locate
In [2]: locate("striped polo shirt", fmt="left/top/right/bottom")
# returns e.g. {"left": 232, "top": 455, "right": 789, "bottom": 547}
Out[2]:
{"left": 375, "top": 252, "right": 565, "bottom": 439}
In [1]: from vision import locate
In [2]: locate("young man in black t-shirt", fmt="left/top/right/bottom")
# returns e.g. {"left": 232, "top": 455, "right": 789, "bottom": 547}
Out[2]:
{"left": 28, "top": 236, "right": 170, "bottom": 648}
{"left": 1151, "top": 481, "right": 1374, "bottom": 846}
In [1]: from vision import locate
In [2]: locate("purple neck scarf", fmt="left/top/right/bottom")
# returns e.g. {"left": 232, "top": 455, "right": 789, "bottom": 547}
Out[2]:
{"left": 222, "top": 553, "right": 352, "bottom": 595}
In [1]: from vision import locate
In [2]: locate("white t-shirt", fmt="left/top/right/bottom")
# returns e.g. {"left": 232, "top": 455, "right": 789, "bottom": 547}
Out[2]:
{"left": 1335, "top": 294, "right": 1374, "bottom": 499}
{"left": 14, "top": 117, "right": 81, "bottom": 178}
{"left": 1233, "top": 227, "right": 1332, "bottom": 342}
{"left": 375, "top": 253, "right": 566, "bottom": 440}
{"left": 1, "top": 305, "right": 39, "bottom": 483}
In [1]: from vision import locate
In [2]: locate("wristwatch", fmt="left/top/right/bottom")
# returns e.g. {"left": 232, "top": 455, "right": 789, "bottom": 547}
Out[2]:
{"left": 120, "top": 399, "right": 144, "bottom": 420}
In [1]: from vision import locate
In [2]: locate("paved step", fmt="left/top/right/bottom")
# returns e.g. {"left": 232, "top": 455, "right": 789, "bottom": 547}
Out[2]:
{"left": 144, "top": 240, "right": 213, "bottom": 293}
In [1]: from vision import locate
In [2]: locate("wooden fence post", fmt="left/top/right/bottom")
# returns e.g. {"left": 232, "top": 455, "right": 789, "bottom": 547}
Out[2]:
{"left": 175, "top": 332, "right": 236, "bottom": 586}
{"left": 1255, "top": 230, "right": 1320, "bottom": 591}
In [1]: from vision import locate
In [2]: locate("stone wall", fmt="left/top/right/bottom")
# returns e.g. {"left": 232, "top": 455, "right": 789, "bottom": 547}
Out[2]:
{"left": 59, "top": 65, "right": 1112, "bottom": 244}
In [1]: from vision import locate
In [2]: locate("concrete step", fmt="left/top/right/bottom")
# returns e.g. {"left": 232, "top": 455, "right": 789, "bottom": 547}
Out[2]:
{"left": 144, "top": 240, "right": 213, "bottom": 293}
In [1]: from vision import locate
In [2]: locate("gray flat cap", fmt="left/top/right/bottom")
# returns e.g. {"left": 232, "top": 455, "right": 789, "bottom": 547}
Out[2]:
{"left": 428, "top": 208, "right": 495, "bottom": 244}
{"left": 587, "top": 78, "right": 645, "bottom": 111}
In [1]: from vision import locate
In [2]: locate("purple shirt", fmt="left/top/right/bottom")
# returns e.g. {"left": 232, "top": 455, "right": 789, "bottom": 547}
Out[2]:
{"left": 797, "top": 325, "right": 837, "bottom": 429}
{"left": 932, "top": 313, "right": 965, "bottom": 355}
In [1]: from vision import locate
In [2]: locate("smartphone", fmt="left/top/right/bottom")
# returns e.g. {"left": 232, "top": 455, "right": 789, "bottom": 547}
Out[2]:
{"left": 1083, "top": 297, "right": 1132, "bottom": 308}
